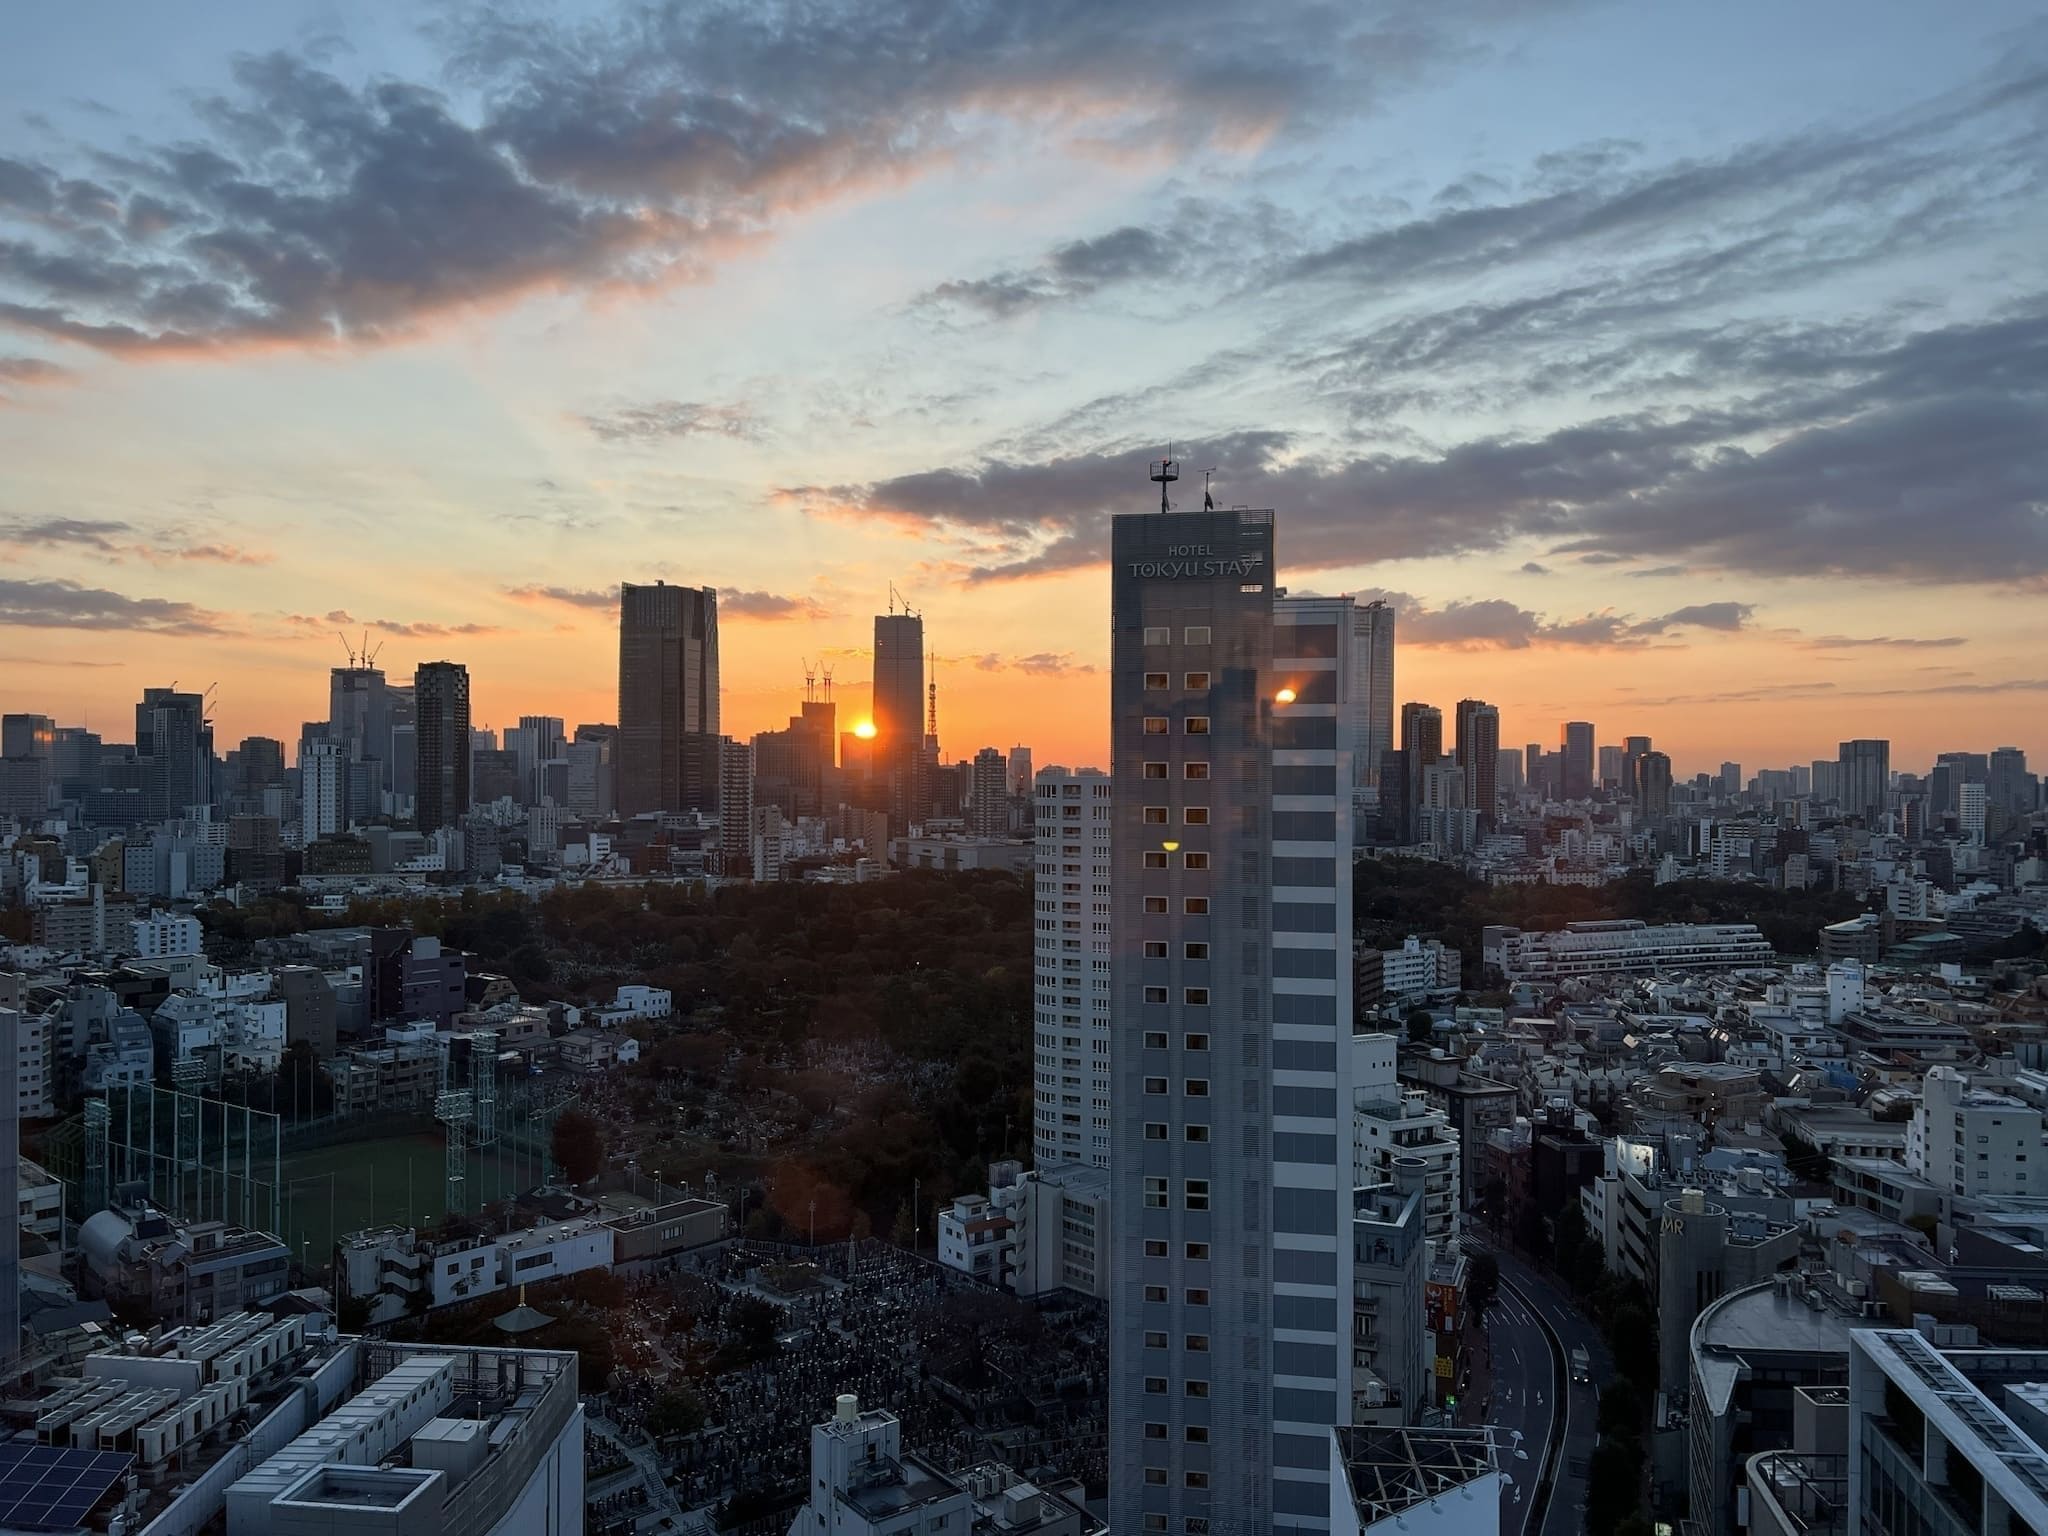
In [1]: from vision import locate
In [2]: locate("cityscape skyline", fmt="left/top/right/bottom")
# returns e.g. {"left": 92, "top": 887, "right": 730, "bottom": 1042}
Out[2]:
{"left": 4, "top": 2, "right": 2047, "bottom": 771}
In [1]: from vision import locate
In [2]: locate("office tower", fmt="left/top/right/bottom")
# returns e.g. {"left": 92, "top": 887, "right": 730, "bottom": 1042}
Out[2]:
{"left": 300, "top": 741, "right": 345, "bottom": 843}
{"left": 49, "top": 726, "right": 101, "bottom": 798}
{"left": 567, "top": 724, "right": 617, "bottom": 819}
{"left": 1109, "top": 507, "right": 1356, "bottom": 1535}
{"left": 1810, "top": 757, "right": 1841, "bottom": 803}
{"left": 235, "top": 736, "right": 285, "bottom": 797}
{"left": 1935, "top": 750, "right": 1988, "bottom": 787}
{"left": 1, "top": 714, "right": 53, "bottom": 760}
{"left": 871, "top": 611, "right": 925, "bottom": 832}
{"left": 413, "top": 661, "right": 472, "bottom": 832}
{"left": 717, "top": 737, "right": 753, "bottom": 876}
{"left": 1958, "top": 781, "right": 1987, "bottom": 844}
{"left": 1454, "top": 700, "right": 1499, "bottom": 824}
{"left": 136, "top": 688, "right": 212, "bottom": 820}
{"left": 516, "top": 715, "right": 565, "bottom": 804}
{"left": 1633, "top": 750, "right": 1673, "bottom": 817}
{"left": 1621, "top": 735, "right": 1651, "bottom": 798}
{"left": 1352, "top": 599, "right": 1395, "bottom": 789}
{"left": 1837, "top": 739, "right": 1890, "bottom": 826}
{"left": 1590, "top": 745, "right": 1617, "bottom": 791}
{"left": 969, "top": 747, "right": 1008, "bottom": 838}
{"left": 1560, "top": 721, "right": 1595, "bottom": 800}
{"left": 1989, "top": 745, "right": 2033, "bottom": 815}
{"left": 328, "top": 663, "right": 390, "bottom": 806}
{"left": 1496, "top": 747, "right": 1525, "bottom": 795}
{"left": 1008, "top": 745, "right": 1034, "bottom": 797}
{"left": 1399, "top": 704, "right": 1442, "bottom": 846}
{"left": 225, "top": 813, "right": 285, "bottom": 892}
{"left": 618, "top": 581, "right": 720, "bottom": 815}
{"left": 1524, "top": 742, "right": 1542, "bottom": 793}
{"left": 1033, "top": 765, "right": 1111, "bottom": 1170}
{"left": 1718, "top": 761, "right": 1743, "bottom": 798}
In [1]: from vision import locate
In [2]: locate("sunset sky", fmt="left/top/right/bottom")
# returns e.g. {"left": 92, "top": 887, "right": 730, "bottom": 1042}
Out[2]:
{"left": 2, "top": 0, "right": 2044, "bottom": 777}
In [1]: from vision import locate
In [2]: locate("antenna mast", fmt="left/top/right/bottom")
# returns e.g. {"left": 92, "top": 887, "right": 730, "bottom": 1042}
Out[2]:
{"left": 1149, "top": 452, "right": 1180, "bottom": 514}
{"left": 1202, "top": 467, "right": 1217, "bottom": 512}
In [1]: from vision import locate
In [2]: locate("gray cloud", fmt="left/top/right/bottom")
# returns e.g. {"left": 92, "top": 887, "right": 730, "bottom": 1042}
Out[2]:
{"left": 579, "top": 400, "right": 762, "bottom": 444}
{"left": 721, "top": 588, "right": 827, "bottom": 621}
{"left": 974, "top": 651, "right": 1099, "bottom": 677}
{"left": 0, "top": 0, "right": 1551, "bottom": 355}
{"left": 1798, "top": 633, "right": 1968, "bottom": 650}
{"left": 504, "top": 584, "right": 618, "bottom": 609}
{"left": 0, "top": 516, "right": 130, "bottom": 550}
{"left": 1354, "top": 588, "right": 1752, "bottom": 650}
{"left": 0, "top": 577, "right": 229, "bottom": 634}
{"left": 1519, "top": 561, "right": 1550, "bottom": 575}
{"left": 0, "top": 515, "right": 266, "bottom": 563}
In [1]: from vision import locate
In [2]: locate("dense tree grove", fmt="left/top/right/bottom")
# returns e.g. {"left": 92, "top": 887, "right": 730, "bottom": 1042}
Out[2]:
{"left": 1354, "top": 857, "right": 1867, "bottom": 970}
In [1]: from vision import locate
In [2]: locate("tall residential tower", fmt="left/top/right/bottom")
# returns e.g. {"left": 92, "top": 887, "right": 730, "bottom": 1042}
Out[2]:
{"left": 618, "top": 582, "right": 720, "bottom": 816}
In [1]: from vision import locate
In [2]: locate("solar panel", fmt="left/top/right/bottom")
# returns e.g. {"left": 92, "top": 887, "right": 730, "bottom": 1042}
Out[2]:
{"left": 0, "top": 1440, "right": 134, "bottom": 1532}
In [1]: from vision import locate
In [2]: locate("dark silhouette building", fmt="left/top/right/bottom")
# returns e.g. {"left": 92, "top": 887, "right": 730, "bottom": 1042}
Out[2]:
{"left": 414, "top": 661, "right": 472, "bottom": 832}
{"left": 618, "top": 582, "right": 720, "bottom": 815}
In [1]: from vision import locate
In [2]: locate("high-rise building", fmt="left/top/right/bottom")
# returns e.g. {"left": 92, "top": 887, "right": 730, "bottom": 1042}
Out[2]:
{"left": 1633, "top": 750, "right": 1673, "bottom": 817}
{"left": 0, "top": 714, "right": 53, "bottom": 761}
{"left": 1837, "top": 739, "right": 1890, "bottom": 827}
{"left": 872, "top": 611, "right": 925, "bottom": 832}
{"left": 1454, "top": 700, "right": 1499, "bottom": 824}
{"left": 968, "top": 747, "right": 1008, "bottom": 838}
{"left": 618, "top": 581, "right": 720, "bottom": 816}
{"left": 413, "top": 661, "right": 472, "bottom": 832}
{"left": 1033, "top": 765, "right": 1112, "bottom": 1170}
{"left": 1352, "top": 599, "right": 1395, "bottom": 790}
{"left": 1989, "top": 745, "right": 2034, "bottom": 816}
{"left": 1398, "top": 704, "right": 1442, "bottom": 845}
{"left": 1621, "top": 735, "right": 1652, "bottom": 798}
{"left": 1007, "top": 745, "right": 1034, "bottom": 797}
{"left": 1560, "top": 720, "right": 1595, "bottom": 800}
{"left": 1109, "top": 507, "right": 1357, "bottom": 1535}
{"left": 1718, "top": 761, "right": 1743, "bottom": 798}
{"left": 516, "top": 714, "right": 565, "bottom": 804}
{"left": 567, "top": 723, "right": 617, "bottom": 819}
{"left": 300, "top": 740, "right": 345, "bottom": 843}
{"left": 1496, "top": 746, "right": 1525, "bottom": 795}
{"left": 328, "top": 663, "right": 390, "bottom": 805}
{"left": 717, "top": 737, "right": 754, "bottom": 877}
{"left": 136, "top": 687, "right": 212, "bottom": 820}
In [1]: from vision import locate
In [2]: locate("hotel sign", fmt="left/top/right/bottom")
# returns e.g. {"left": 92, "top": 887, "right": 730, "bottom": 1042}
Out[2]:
{"left": 1128, "top": 544, "right": 1267, "bottom": 579}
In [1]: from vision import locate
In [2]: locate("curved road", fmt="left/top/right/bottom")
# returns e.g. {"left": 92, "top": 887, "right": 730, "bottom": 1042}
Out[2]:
{"left": 1476, "top": 1247, "right": 1612, "bottom": 1536}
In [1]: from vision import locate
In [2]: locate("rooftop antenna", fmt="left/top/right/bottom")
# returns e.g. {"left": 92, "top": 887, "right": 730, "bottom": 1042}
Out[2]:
{"left": 1149, "top": 452, "right": 1179, "bottom": 514}
{"left": 803, "top": 659, "right": 817, "bottom": 705}
{"left": 1202, "top": 468, "right": 1217, "bottom": 512}
{"left": 821, "top": 663, "right": 834, "bottom": 703}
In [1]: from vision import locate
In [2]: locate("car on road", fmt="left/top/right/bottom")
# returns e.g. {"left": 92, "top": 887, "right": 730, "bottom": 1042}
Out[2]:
{"left": 1570, "top": 1345, "right": 1591, "bottom": 1384}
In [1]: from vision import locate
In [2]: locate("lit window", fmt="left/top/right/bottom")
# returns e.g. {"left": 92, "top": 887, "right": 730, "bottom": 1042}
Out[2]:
{"left": 1185, "top": 763, "right": 1210, "bottom": 780}
{"left": 1144, "top": 717, "right": 1169, "bottom": 735}
{"left": 1185, "top": 717, "right": 1210, "bottom": 735}
{"left": 1184, "top": 672, "right": 1211, "bottom": 689}
{"left": 1145, "top": 672, "right": 1169, "bottom": 690}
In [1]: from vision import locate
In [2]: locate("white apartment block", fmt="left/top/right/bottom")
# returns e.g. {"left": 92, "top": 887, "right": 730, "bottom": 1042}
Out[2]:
{"left": 1908, "top": 1065, "right": 2043, "bottom": 1197}
{"left": 1033, "top": 765, "right": 1112, "bottom": 1170}
{"left": 1352, "top": 1033, "right": 1460, "bottom": 1246}
{"left": 1484, "top": 918, "right": 1773, "bottom": 982}
{"left": 130, "top": 912, "right": 204, "bottom": 960}
{"left": 1380, "top": 937, "right": 1460, "bottom": 1002}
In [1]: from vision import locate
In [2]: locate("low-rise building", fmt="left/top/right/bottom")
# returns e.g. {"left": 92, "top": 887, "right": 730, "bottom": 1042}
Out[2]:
{"left": 78, "top": 1194, "right": 290, "bottom": 1326}
{"left": 1485, "top": 918, "right": 1772, "bottom": 983}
